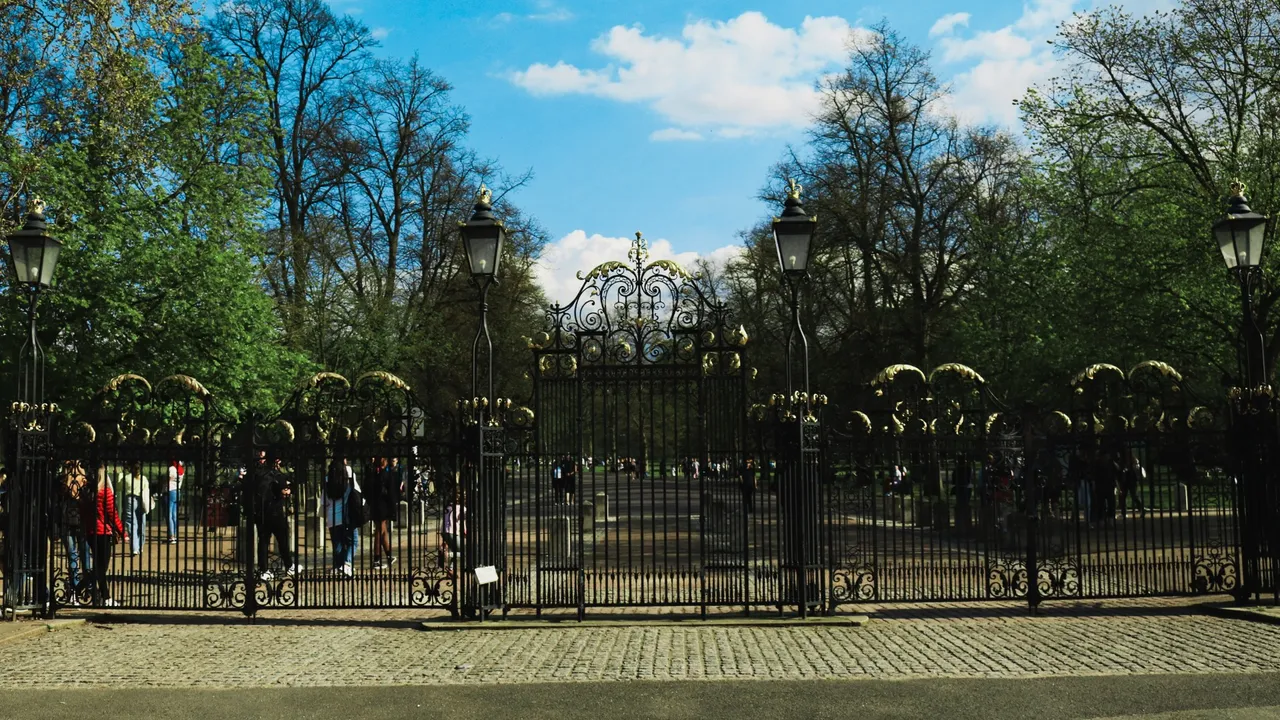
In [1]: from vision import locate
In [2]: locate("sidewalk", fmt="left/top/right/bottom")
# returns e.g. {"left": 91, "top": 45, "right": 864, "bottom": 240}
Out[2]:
{"left": 2, "top": 596, "right": 1278, "bottom": 688}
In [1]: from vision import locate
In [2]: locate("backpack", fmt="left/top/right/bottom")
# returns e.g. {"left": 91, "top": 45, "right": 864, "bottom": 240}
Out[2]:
{"left": 346, "top": 488, "right": 367, "bottom": 527}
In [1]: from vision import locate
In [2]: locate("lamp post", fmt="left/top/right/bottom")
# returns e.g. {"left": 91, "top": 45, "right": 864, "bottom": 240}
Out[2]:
{"left": 1213, "top": 181, "right": 1277, "bottom": 604}
{"left": 769, "top": 179, "right": 822, "bottom": 617}
{"left": 7, "top": 198, "right": 62, "bottom": 406}
{"left": 460, "top": 184, "right": 504, "bottom": 408}
{"left": 773, "top": 178, "right": 817, "bottom": 398}
{"left": 1214, "top": 181, "right": 1269, "bottom": 389}
{"left": 4, "top": 197, "right": 62, "bottom": 613}
{"left": 457, "top": 184, "right": 505, "bottom": 620}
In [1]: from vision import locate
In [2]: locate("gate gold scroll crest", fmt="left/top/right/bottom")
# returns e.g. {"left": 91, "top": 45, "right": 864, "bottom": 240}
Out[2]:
{"left": 539, "top": 354, "right": 577, "bottom": 378}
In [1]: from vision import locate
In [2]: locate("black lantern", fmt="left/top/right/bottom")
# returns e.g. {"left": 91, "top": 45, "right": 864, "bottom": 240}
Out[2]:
{"left": 773, "top": 178, "right": 817, "bottom": 279}
{"left": 1214, "top": 181, "right": 1269, "bottom": 272}
{"left": 7, "top": 198, "right": 61, "bottom": 288}
{"left": 459, "top": 185, "right": 504, "bottom": 280}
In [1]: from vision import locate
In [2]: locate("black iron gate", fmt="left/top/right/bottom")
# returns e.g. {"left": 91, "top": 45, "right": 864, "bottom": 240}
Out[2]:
{"left": 519, "top": 234, "right": 758, "bottom": 614}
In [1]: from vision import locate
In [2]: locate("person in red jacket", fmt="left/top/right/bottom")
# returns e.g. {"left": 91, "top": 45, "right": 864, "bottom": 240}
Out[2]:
{"left": 82, "top": 464, "right": 125, "bottom": 607}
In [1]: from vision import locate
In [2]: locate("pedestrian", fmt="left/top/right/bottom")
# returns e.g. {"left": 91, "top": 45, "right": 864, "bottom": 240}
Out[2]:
{"left": 0, "top": 467, "right": 7, "bottom": 578}
{"left": 117, "top": 461, "right": 150, "bottom": 555}
{"left": 1069, "top": 446, "right": 1093, "bottom": 528}
{"left": 165, "top": 458, "right": 184, "bottom": 544}
{"left": 560, "top": 455, "right": 577, "bottom": 503}
{"left": 57, "top": 460, "right": 92, "bottom": 603}
{"left": 369, "top": 457, "right": 400, "bottom": 570}
{"left": 83, "top": 464, "right": 125, "bottom": 606}
{"left": 1092, "top": 450, "right": 1117, "bottom": 521}
{"left": 439, "top": 482, "right": 465, "bottom": 569}
{"left": 255, "top": 452, "right": 295, "bottom": 581}
{"left": 953, "top": 454, "right": 973, "bottom": 526}
{"left": 741, "top": 457, "right": 757, "bottom": 514}
{"left": 1119, "top": 449, "right": 1146, "bottom": 518}
{"left": 323, "top": 457, "right": 359, "bottom": 577}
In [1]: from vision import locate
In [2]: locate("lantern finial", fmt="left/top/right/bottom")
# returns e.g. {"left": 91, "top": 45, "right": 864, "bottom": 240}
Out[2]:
{"left": 477, "top": 184, "right": 492, "bottom": 206}
{"left": 1230, "top": 180, "right": 1247, "bottom": 199}
{"left": 30, "top": 197, "right": 45, "bottom": 216}
{"left": 786, "top": 178, "right": 802, "bottom": 201}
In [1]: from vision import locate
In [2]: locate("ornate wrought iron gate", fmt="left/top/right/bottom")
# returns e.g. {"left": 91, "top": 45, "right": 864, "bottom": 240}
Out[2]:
{"left": 518, "top": 235, "right": 757, "bottom": 614}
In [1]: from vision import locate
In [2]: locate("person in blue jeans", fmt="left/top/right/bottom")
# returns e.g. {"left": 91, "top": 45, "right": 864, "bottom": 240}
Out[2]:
{"left": 165, "top": 459, "right": 184, "bottom": 543}
{"left": 117, "top": 461, "right": 150, "bottom": 554}
{"left": 57, "top": 461, "right": 92, "bottom": 602}
{"left": 323, "top": 458, "right": 361, "bottom": 577}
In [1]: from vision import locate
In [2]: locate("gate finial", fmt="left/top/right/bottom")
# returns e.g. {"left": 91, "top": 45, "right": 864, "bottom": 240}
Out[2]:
{"left": 629, "top": 230, "right": 649, "bottom": 265}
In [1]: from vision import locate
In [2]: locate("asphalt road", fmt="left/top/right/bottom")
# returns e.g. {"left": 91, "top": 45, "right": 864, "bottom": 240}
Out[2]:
{"left": 2, "top": 673, "right": 1280, "bottom": 720}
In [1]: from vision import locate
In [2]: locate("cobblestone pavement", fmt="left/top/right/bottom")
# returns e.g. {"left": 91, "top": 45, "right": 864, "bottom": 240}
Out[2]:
{"left": 1, "top": 597, "right": 1277, "bottom": 688}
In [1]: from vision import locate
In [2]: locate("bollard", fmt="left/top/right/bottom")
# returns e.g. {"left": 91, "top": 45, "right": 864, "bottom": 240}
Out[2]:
{"left": 582, "top": 501, "right": 594, "bottom": 533}
{"left": 594, "top": 491, "right": 608, "bottom": 524}
{"left": 545, "top": 516, "right": 573, "bottom": 565}
{"left": 1175, "top": 483, "right": 1190, "bottom": 512}
{"left": 893, "top": 496, "right": 915, "bottom": 524}
{"left": 397, "top": 500, "right": 410, "bottom": 526}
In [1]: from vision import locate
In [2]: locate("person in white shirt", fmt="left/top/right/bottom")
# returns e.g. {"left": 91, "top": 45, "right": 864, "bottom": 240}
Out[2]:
{"left": 116, "top": 461, "right": 150, "bottom": 554}
{"left": 165, "top": 459, "right": 184, "bottom": 544}
{"left": 439, "top": 483, "right": 464, "bottom": 570}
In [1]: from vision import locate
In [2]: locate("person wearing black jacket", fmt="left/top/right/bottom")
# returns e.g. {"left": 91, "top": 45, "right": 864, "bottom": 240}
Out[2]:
{"left": 367, "top": 457, "right": 401, "bottom": 570}
{"left": 255, "top": 452, "right": 295, "bottom": 581}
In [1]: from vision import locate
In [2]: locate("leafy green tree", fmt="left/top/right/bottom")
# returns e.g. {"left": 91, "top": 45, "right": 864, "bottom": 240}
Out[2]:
{"left": 1012, "top": 0, "right": 1280, "bottom": 397}
{"left": 0, "top": 18, "right": 310, "bottom": 417}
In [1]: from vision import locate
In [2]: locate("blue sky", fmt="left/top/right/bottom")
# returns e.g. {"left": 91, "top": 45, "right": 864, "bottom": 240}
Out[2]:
{"left": 330, "top": 0, "right": 1163, "bottom": 302}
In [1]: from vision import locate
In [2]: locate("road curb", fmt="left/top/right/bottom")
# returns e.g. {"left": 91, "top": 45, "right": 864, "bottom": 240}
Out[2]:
{"left": 419, "top": 615, "right": 870, "bottom": 631}
{"left": 0, "top": 618, "right": 86, "bottom": 647}
{"left": 1200, "top": 603, "right": 1280, "bottom": 626}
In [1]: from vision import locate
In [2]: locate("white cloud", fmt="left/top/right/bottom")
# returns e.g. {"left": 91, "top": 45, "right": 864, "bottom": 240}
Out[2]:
{"left": 935, "top": 0, "right": 1081, "bottom": 126}
{"left": 939, "top": 27, "right": 1034, "bottom": 63}
{"left": 534, "top": 230, "right": 743, "bottom": 306}
{"left": 370, "top": 26, "right": 389, "bottom": 40}
{"left": 650, "top": 128, "right": 704, "bottom": 141}
{"left": 929, "top": 12, "right": 971, "bottom": 37}
{"left": 509, "top": 12, "right": 859, "bottom": 137}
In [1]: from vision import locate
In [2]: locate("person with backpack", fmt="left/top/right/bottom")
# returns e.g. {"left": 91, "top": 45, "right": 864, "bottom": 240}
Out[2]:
{"left": 323, "top": 457, "right": 360, "bottom": 578}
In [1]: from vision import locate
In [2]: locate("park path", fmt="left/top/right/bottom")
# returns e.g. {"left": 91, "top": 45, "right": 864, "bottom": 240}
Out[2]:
{"left": 0, "top": 597, "right": 1278, "bottom": 687}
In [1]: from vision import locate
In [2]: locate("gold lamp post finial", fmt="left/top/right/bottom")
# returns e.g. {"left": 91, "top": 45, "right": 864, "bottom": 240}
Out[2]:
{"left": 786, "top": 178, "right": 802, "bottom": 201}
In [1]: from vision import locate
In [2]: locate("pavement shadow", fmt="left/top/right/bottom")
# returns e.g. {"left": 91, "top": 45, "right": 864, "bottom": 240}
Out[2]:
{"left": 867, "top": 602, "right": 1207, "bottom": 620}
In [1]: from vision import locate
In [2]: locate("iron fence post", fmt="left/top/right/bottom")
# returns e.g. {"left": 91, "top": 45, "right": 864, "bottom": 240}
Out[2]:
{"left": 1023, "top": 403, "right": 1042, "bottom": 613}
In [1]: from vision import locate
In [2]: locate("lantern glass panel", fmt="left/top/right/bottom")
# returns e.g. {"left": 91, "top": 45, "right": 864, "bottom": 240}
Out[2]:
{"left": 774, "top": 227, "right": 812, "bottom": 276}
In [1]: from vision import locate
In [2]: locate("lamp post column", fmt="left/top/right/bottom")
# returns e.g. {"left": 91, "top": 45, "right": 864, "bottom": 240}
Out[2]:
{"left": 459, "top": 185, "right": 507, "bottom": 620}
{"left": 1212, "top": 182, "right": 1275, "bottom": 604}
{"left": 770, "top": 179, "right": 823, "bottom": 616}
{"left": 4, "top": 198, "right": 63, "bottom": 614}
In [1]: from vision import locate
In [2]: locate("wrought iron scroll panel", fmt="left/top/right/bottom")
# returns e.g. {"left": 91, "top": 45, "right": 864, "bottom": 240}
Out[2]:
{"left": 523, "top": 236, "right": 753, "bottom": 610}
